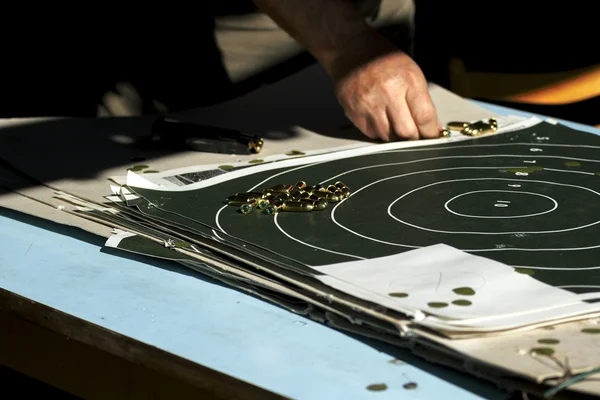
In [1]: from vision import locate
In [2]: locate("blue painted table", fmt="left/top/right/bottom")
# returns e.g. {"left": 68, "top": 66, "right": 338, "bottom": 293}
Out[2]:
{"left": 1, "top": 103, "right": 598, "bottom": 399}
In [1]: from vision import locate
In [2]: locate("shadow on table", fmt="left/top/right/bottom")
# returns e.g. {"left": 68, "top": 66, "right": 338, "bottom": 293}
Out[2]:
{"left": 2, "top": 206, "right": 513, "bottom": 400}
{"left": 0, "top": 62, "right": 371, "bottom": 196}
{"left": 0, "top": 207, "right": 210, "bottom": 281}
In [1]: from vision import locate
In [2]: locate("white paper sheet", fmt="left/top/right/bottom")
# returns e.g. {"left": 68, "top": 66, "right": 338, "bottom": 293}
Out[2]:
{"left": 313, "top": 244, "right": 600, "bottom": 328}
{"left": 124, "top": 116, "right": 542, "bottom": 192}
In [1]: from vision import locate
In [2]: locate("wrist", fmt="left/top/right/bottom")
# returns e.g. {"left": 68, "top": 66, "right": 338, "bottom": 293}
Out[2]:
{"left": 324, "top": 29, "right": 400, "bottom": 82}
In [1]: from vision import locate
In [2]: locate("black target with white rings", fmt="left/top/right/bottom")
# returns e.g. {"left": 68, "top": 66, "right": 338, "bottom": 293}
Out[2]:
{"left": 181, "top": 122, "right": 600, "bottom": 293}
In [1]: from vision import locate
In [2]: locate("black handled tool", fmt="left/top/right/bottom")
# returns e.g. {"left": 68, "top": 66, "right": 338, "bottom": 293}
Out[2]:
{"left": 150, "top": 117, "right": 264, "bottom": 154}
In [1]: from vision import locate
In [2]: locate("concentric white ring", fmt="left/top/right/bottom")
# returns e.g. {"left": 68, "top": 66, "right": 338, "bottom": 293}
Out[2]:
{"left": 387, "top": 177, "right": 598, "bottom": 234}
{"left": 444, "top": 190, "right": 558, "bottom": 219}
{"left": 212, "top": 143, "right": 600, "bottom": 268}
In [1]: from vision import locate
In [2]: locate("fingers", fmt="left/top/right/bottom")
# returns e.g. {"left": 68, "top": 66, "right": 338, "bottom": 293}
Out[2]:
{"left": 349, "top": 94, "right": 439, "bottom": 142}
{"left": 346, "top": 113, "right": 377, "bottom": 140}
{"left": 405, "top": 87, "right": 440, "bottom": 139}
{"left": 386, "top": 100, "right": 419, "bottom": 141}
{"left": 346, "top": 111, "right": 391, "bottom": 141}
{"left": 367, "top": 112, "right": 392, "bottom": 141}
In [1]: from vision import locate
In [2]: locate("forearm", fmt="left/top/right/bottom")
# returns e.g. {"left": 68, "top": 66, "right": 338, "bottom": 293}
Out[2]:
{"left": 252, "top": 0, "right": 375, "bottom": 76}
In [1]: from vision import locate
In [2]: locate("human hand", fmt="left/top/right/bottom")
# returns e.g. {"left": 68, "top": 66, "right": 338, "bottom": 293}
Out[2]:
{"left": 329, "top": 32, "right": 442, "bottom": 141}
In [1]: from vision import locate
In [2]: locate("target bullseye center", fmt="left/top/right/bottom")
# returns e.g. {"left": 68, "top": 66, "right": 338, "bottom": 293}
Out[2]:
{"left": 445, "top": 190, "right": 557, "bottom": 219}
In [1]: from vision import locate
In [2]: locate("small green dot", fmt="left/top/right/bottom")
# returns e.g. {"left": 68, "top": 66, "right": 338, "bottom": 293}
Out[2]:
{"left": 388, "top": 292, "right": 408, "bottom": 298}
{"left": 264, "top": 207, "right": 276, "bottom": 215}
{"left": 582, "top": 328, "right": 600, "bottom": 334}
{"left": 286, "top": 150, "right": 306, "bottom": 156}
{"left": 428, "top": 302, "right": 448, "bottom": 308}
{"left": 453, "top": 287, "right": 475, "bottom": 296}
{"left": 240, "top": 204, "right": 253, "bottom": 214}
{"left": 515, "top": 268, "right": 535, "bottom": 275}
{"left": 452, "top": 299, "right": 472, "bottom": 306}
{"left": 366, "top": 383, "right": 388, "bottom": 391}
{"left": 248, "top": 159, "right": 264, "bottom": 164}
{"left": 531, "top": 347, "right": 555, "bottom": 356}
{"left": 143, "top": 170, "right": 159, "bottom": 173}
{"left": 127, "top": 164, "right": 149, "bottom": 172}
{"left": 506, "top": 166, "right": 544, "bottom": 173}
{"left": 537, "top": 338, "right": 560, "bottom": 345}
{"left": 564, "top": 161, "right": 581, "bottom": 167}
{"left": 218, "top": 165, "right": 235, "bottom": 170}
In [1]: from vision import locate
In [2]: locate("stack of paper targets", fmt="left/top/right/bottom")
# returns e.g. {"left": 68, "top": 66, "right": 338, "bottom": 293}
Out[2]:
{"left": 2, "top": 63, "right": 600, "bottom": 397}
{"left": 51, "top": 116, "right": 600, "bottom": 398}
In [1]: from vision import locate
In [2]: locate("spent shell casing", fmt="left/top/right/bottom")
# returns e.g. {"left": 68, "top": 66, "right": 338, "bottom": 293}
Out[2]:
{"left": 326, "top": 193, "right": 340, "bottom": 202}
{"left": 294, "top": 181, "right": 307, "bottom": 190}
{"left": 282, "top": 201, "right": 314, "bottom": 212}
{"left": 264, "top": 197, "right": 284, "bottom": 215}
{"left": 313, "top": 199, "right": 328, "bottom": 210}
{"left": 326, "top": 184, "right": 338, "bottom": 193}
{"left": 334, "top": 181, "right": 347, "bottom": 189}
{"left": 341, "top": 187, "right": 351, "bottom": 198}
{"left": 227, "top": 195, "right": 257, "bottom": 205}
{"left": 268, "top": 184, "right": 294, "bottom": 193}
{"left": 240, "top": 202, "right": 255, "bottom": 214}
{"left": 290, "top": 189, "right": 304, "bottom": 199}
{"left": 310, "top": 191, "right": 328, "bottom": 199}
{"left": 447, "top": 121, "right": 469, "bottom": 131}
{"left": 257, "top": 198, "right": 270, "bottom": 209}
{"left": 235, "top": 191, "right": 265, "bottom": 198}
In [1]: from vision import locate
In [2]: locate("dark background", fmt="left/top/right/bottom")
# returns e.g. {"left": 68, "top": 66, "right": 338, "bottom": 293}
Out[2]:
{"left": 1, "top": 2, "right": 598, "bottom": 398}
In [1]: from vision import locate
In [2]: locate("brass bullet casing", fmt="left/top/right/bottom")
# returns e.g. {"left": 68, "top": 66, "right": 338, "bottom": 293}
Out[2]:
{"left": 240, "top": 202, "right": 256, "bottom": 214}
{"left": 333, "top": 190, "right": 344, "bottom": 198}
{"left": 326, "top": 193, "right": 340, "bottom": 202}
{"left": 294, "top": 181, "right": 307, "bottom": 190}
{"left": 275, "top": 192, "right": 291, "bottom": 200}
{"left": 283, "top": 201, "right": 314, "bottom": 212}
{"left": 248, "top": 138, "right": 264, "bottom": 154}
{"left": 447, "top": 121, "right": 469, "bottom": 131}
{"left": 334, "top": 181, "right": 347, "bottom": 190}
{"left": 461, "top": 118, "right": 498, "bottom": 137}
{"left": 310, "top": 191, "right": 328, "bottom": 200}
{"left": 290, "top": 189, "right": 304, "bottom": 199}
{"left": 263, "top": 192, "right": 285, "bottom": 199}
{"left": 303, "top": 185, "right": 315, "bottom": 194}
{"left": 314, "top": 184, "right": 325, "bottom": 192}
{"left": 227, "top": 194, "right": 257, "bottom": 205}
{"left": 264, "top": 197, "right": 284, "bottom": 215}
{"left": 326, "top": 184, "right": 338, "bottom": 193}
{"left": 257, "top": 198, "right": 270, "bottom": 209}
{"left": 299, "top": 199, "right": 316, "bottom": 207}
{"left": 268, "top": 184, "right": 294, "bottom": 194}
{"left": 341, "top": 187, "right": 351, "bottom": 198}
{"left": 441, "top": 128, "right": 451, "bottom": 138}
{"left": 235, "top": 192, "right": 265, "bottom": 198}
{"left": 313, "top": 199, "right": 328, "bottom": 210}
{"left": 299, "top": 191, "right": 311, "bottom": 199}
